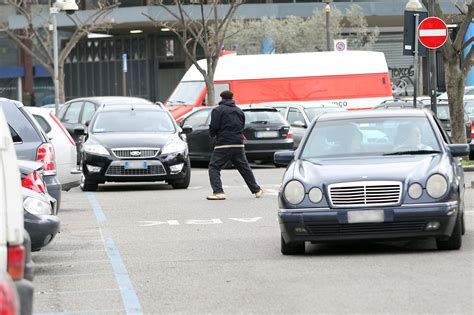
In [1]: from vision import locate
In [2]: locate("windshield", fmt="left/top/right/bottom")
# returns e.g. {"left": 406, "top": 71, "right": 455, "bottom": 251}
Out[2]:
{"left": 465, "top": 101, "right": 474, "bottom": 118}
{"left": 168, "top": 81, "right": 205, "bottom": 105}
{"left": 92, "top": 111, "right": 175, "bottom": 133}
{"left": 301, "top": 116, "right": 441, "bottom": 159}
{"left": 436, "top": 105, "right": 450, "bottom": 120}
{"left": 304, "top": 107, "right": 343, "bottom": 121}
{"left": 244, "top": 110, "right": 288, "bottom": 125}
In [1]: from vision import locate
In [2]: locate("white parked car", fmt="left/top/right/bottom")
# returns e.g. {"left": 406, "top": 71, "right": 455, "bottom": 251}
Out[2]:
{"left": 0, "top": 108, "right": 33, "bottom": 314}
{"left": 438, "top": 85, "right": 474, "bottom": 100}
{"left": 26, "top": 107, "right": 81, "bottom": 191}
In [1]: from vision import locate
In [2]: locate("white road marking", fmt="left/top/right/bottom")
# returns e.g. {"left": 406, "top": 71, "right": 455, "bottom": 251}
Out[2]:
{"left": 229, "top": 217, "right": 262, "bottom": 223}
{"left": 139, "top": 220, "right": 180, "bottom": 226}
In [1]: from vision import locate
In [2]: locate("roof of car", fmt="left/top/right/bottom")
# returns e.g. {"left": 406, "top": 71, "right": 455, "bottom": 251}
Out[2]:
{"left": 97, "top": 104, "right": 166, "bottom": 112}
{"left": 258, "top": 101, "right": 340, "bottom": 108}
{"left": 0, "top": 98, "right": 23, "bottom": 108}
{"left": 241, "top": 106, "right": 277, "bottom": 111}
{"left": 317, "top": 108, "right": 429, "bottom": 121}
{"left": 66, "top": 96, "right": 153, "bottom": 106}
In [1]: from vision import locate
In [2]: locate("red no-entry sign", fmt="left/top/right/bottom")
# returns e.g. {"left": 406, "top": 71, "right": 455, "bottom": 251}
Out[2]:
{"left": 418, "top": 17, "right": 448, "bottom": 49}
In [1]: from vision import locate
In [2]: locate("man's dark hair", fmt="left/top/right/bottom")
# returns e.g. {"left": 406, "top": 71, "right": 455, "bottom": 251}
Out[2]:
{"left": 220, "top": 90, "right": 234, "bottom": 100}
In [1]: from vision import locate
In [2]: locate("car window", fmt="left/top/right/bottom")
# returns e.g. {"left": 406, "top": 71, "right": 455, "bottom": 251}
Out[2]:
{"left": 287, "top": 108, "right": 306, "bottom": 126}
{"left": 81, "top": 102, "right": 96, "bottom": 124}
{"left": 304, "top": 107, "right": 343, "bottom": 121}
{"left": 92, "top": 110, "right": 175, "bottom": 133}
{"left": 168, "top": 81, "right": 206, "bottom": 105}
{"left": 183, "top": 109, "right": 211, "bottom": 127}
{"left": 301, "top": 117, "right": 441, "bottom": 159}
{"left": 63, "top": 102, "right": 83, "bottom": 123}
{"left": 466, "top": 89, "right": 474, "bottom": 95}
{"left": 9, "top": 125, "right": 22, "bottom": 143}
{"left": 436, "top": 106, "right": 450, "bottom": 120}
{"left": 57, "top": 105, "right": 68, "bottom": 120}
{"left": 272, "top": 107, "right": 287, "bottom": 117}
{"left": 244, "top": 110, "right": 287, "bottom": 125}
{"left": 465, "top": 101, "right": 474, "bottom": 118}
{"left": 33, "top": 115, "right": 52, "bottom": 133}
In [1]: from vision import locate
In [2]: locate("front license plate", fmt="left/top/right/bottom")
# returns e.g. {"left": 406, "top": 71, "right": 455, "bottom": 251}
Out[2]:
{"left": 124, "top": 161, "right": 148, "bottom": 170}
{"left": 347, "top": 210, "right": 384, "bottom": 224}
{"left": 255, "top": 131, "right": 279, "bottom": 138}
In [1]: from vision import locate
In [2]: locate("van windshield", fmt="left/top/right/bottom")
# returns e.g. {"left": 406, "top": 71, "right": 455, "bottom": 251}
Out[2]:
{"left": 168, "top": 81, "right": 205, "bottom": 106}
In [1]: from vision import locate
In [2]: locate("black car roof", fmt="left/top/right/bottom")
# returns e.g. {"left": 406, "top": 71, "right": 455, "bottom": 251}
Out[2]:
{"left": 66, "top": 96, "right": 152, "bottom": 106}
{"left": 317, "top": 109, "right": 429, "bottom": 121}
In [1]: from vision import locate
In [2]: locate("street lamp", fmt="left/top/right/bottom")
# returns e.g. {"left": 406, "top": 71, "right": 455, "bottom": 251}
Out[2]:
{"left": 404, "top": 0, "right": 425, "bottom": 108}
{"left": 324, "top": 0, "right": 333, "bottom": 51}
{"left": 50, "top": 0, "right": 78, "bottom": 115}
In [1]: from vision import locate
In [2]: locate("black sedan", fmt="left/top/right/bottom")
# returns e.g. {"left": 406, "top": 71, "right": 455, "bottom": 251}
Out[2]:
{"left": 275, "top": 109, "right": 469, "bottom": 255}
{"left": 79, "top": 104, "right": 191, "bottom": 191}
{"left": 180, "top": 106, "right": 293, "bottom": 163}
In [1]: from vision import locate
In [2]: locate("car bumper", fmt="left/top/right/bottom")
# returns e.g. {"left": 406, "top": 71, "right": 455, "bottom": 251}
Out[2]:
{"left": 44, "top": 174, "right": 61, "bottom": 211}
{"left": 244, "top": 139, "right": 293, "bottom": 160}
{"left": 279, "top": 202, "right": 459, "bottom": 243}
{"left": 24, "top": 213, "right": 60, "bottom": 251}
{"left": 82, "top": 152, "right": 189, "bottom": 183}
{"left": 14, "top": 279, "right": 34, "bottom": 315}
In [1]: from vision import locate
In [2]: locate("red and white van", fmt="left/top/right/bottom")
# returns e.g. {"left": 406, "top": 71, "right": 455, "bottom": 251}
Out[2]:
{"left": 166, "top": 51, "right": 393, "bottom": 120}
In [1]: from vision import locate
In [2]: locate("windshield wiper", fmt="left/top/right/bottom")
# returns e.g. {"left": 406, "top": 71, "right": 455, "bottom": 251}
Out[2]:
{"left": 384, "top": 150, "right": 441, "bottom": 156}
{"left": 249, "top": 120, "right": 268, "bottom": 124}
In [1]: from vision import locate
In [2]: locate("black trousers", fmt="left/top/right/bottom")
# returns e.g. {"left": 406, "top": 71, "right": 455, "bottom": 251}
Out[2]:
{"left": 208, "top": 147, "right": 261, "bottom": 194}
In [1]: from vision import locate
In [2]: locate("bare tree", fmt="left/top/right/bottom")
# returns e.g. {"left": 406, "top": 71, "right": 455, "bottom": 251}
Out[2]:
{"left": 224, "top": 5, "right": 378, "bottom": 54}
{"left": 0, "top": 0, "right": 118, "bottom": 102}
{"left": 145, "top": 0, "right": 244, "bottom": 107}
{"left": 425, "top": 0, "right": 473, "bottom": 145}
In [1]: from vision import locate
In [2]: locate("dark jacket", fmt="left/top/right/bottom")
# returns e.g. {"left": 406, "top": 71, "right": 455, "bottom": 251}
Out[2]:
{"left": 209, "top": 99, "right": 245, "bottom": 146}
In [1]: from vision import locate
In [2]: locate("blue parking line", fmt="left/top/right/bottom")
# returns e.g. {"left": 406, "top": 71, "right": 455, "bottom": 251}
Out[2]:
{"left": 85, "top": 192, "right": 143, "bottom": 315}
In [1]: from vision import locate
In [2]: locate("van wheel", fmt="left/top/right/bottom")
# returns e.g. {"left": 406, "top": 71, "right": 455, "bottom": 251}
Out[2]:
{"left": 281, "top": 235, "right": 305, "bottom": 255}
{"left": 80, "top": 175, "right": 98, "bottom": 192}
{"left": 437, "top": 213, "right": 462, "bottom": 250}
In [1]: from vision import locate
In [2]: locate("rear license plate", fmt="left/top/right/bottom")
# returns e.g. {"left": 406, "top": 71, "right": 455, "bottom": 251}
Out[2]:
{"left": 124, "top": 161, "right": 148, "bottom": 170}
{"left": 255, "top": 131, "right": 279, "bottom": 138}
{"left": 347, "top": 210, "right": 384, "bottom": 224}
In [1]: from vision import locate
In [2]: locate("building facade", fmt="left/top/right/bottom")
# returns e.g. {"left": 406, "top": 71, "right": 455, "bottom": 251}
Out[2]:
{"left": 0, "top": 1, "right": 460, "bottom": 105}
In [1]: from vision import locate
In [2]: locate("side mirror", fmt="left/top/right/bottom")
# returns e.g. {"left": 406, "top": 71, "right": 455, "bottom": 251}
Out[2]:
{"left": 447, "top": 144, "right": 470, "bottom": 157}
{"left": 74, "top": 126, "right": 87, "bottom": 136}
{"left": 181, "top": 125, "right": 193, "bottom": 134}
{"left": 274, "top": 150, "right": 295, "bottom": 166}
{"left": 85, "top": 120, "right": 91, "bottom": 127}
{"left": 292, "top": 121, "right": 307, "bottom": 128}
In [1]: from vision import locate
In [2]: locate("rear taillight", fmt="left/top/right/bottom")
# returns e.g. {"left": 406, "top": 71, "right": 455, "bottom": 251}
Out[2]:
{"left": 37, "top": 143, "right": 56, "bottom": 176}
{"left": 0, "top": 278, "right": 18, "bottom": 315}
{"left": 7, "top": 245, "right": 24, "bottom": 281}
{"left": 50, "top": 112, "right": 75, "bottom": 145}
{"left": 287, "top": 130, "right": 294, "bottom": 139}
{"left": 22, "top": 171, "right": 47, "bottom": 193}
{"left": 471, "top": 124, "right": 474, "bottom": 139}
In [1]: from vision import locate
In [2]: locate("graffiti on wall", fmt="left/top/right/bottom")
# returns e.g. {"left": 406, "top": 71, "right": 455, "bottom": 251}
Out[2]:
{"left": 389, "top": 66, "right": 414, "bottom": 96}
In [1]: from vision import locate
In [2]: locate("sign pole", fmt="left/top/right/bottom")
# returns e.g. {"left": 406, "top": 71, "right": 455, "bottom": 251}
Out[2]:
{"left": 428, "top": 0, "right": 438, "bottom": 115}
{"left": 414, "top": 13, "right": 420, "bottom": 108}
{"left": 122, "top": 53, "right": 128, "bottom": 96}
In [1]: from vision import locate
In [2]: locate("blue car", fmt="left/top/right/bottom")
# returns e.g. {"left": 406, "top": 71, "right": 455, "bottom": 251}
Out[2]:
{"left": 275, "top": 109, "right": 469, "bottom": 255}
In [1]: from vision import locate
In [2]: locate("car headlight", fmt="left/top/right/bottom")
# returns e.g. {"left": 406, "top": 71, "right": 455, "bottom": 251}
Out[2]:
{"left": 283, "top": 180, "right": 305, "bottom": 205}
{"left": 23, "top": 197, "right": 52, "bottom": 215}
{"left": 83, "top": 144, "right": 109, "bottom": 156}
{"left": 161, "top": 139, "right": 186, "bottom": 155}
{"left": 408, "top": 183, "right": 423, "bottom": 199}
{"left": 426, "top": 174, "right": 448, "bottom": 199}
{"left": 308, "top": 187, "right": 323, "bottom": 203}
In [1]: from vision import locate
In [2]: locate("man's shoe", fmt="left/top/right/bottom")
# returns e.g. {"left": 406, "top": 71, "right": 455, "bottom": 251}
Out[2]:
{"left": 255, "top": 189, "right": 264, "bottom": 198}
{"left": 207, "top": 193, "right": 226, "bottom": 200}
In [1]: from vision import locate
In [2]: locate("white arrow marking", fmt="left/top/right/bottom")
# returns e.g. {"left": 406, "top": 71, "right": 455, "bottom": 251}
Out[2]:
{"left": 186, "top": 219, "right": 223, "bottom": 225}
{"left": 229, "top": 217, "right": 263, "bottom": 223}
{"left": 419, "top": 29, "right": 447, "bottom": 37}
{"left": 139, "top": 220, "right": 180, "bottom": 226}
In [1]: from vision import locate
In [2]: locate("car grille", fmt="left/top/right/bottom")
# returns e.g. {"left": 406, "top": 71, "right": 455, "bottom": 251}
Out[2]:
{"left": 112, "top": 148, "right": 159, "bottom": 159}
{"left": 105, "top": 164, "right": 166, "bottom": 176}
{"left": 306, "top": 221, "right": 426, "bottom": 236}
{"left": 328, "top": 181, "right": 402, "bottom": 207}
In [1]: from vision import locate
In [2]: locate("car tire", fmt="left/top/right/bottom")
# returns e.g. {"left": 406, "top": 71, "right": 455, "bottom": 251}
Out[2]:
{"left": 281, "top": 235, "right": 305, "bottom": 255}
{"left": 80, "top": 175, "right": 98, "bottom": 192}
{"left": 436, "top": 212, "right": 462, "bottom": 250}
{"left": 170, "top": 162, "right": 191, "bottom": 189}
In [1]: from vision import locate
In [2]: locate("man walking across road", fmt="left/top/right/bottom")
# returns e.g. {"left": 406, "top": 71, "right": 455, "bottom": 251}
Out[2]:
{"left": 207, "top": 90, "right": 263, "bottom": 200}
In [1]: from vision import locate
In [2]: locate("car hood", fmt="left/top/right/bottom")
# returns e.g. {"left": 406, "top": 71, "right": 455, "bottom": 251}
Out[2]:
{"left": 293, "top": 154, "right": 450, "bottom": 186}
{"left": 88, "top": 132, "right": 177, "bottom": 149}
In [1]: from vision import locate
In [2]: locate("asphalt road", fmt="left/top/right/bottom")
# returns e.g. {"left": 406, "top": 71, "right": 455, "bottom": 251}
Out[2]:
{"left": 33, "top": 167, "right": 474, "bottom": 314}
